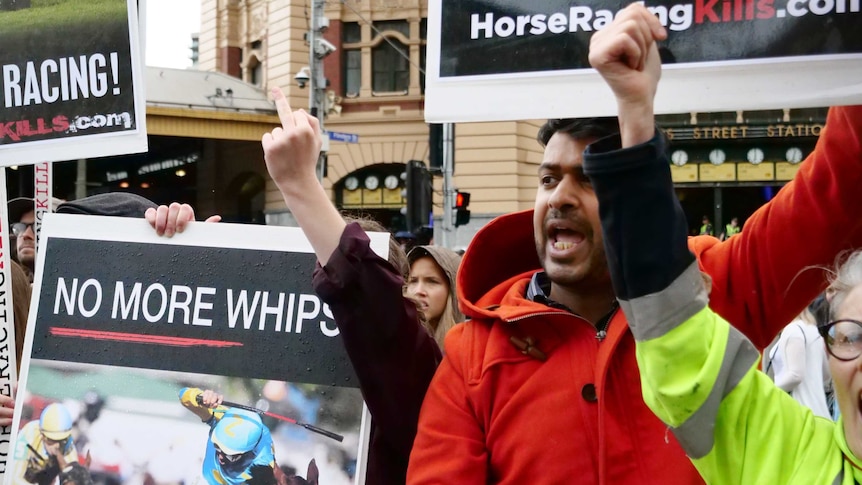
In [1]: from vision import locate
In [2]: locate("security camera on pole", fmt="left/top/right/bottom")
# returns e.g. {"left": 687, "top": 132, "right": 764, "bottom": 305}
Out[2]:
{"left": 298, "top": 0, "right": 334, "bottom": 182}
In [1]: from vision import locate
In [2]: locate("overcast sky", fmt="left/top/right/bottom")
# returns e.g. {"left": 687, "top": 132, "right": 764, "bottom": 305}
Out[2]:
{"left": 144, "top": 0, "right": 201, "bottom": 69}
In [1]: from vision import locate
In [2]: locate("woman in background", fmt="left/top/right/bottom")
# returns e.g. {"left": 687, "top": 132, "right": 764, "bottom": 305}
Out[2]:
{"left": 406, "top": 246, "right": 463, "bottom": 348}
{"left": 771, "top": 305, "right": 832, "bottom": 418}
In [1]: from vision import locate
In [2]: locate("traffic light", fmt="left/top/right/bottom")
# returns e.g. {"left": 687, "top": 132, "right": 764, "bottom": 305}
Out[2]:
{"left": 428, "top": 124, "right": 454, "bottom": 173}
{"left": 429, "top": 124, "right": 443, "bottom": 172}
{"left": 454, "top": 190, "right": 471, "bottom": 227}
{"left": 403, "top": 160, "right": 431, "bottom": 233}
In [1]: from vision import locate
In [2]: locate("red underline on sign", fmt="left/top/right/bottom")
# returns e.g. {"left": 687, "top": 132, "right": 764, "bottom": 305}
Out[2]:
{"left": 48, "top": 328, "right": 244, "bottom": 348}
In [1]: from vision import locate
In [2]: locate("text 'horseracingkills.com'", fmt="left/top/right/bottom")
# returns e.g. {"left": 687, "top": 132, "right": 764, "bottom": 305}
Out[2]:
{"left": 469, "top": 0, "right": 860, "bottom": 37}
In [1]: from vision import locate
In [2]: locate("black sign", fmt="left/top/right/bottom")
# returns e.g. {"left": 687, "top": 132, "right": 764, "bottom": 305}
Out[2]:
{"left": 0, "top": 0, "right": 146, "bottom": 164}
{"left": 32, "top": 237, "right": 357, "bottom": 388}
{"left": 440, "top": 0, "right": 862, "bottom": 77}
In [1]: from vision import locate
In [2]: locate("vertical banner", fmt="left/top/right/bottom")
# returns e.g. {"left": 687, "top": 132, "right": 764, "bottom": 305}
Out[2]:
{"left": 425, "top": 0, "right": 862, "bottom": 121}
{"left": 0, "top": 0, "right": 148, "bottom": 165}
{"left": 32, "top": 162, "right": 51, "bottom": 252}
{"left": 7, "top": 215, "right": 380, "bottom": 485}
{"left": 0, "top": 168, "right": 16, "bottom": 480}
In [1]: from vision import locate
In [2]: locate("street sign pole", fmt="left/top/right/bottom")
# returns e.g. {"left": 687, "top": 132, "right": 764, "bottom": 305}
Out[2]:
{"left": 308, "top": 0, "right": 327, "bottom": 182}
{"left": 441, "top": 123, "right": 455, "bottom": 249}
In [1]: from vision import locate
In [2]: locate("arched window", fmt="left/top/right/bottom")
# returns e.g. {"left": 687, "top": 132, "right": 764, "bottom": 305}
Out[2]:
{"left": 244, "top": 40, "right": 263, "bottom": 86}
{"left": 249, "top": 57, "right": 263, "bottom": 86}
{"left": 372, "top": 39, "right": 409, "bottom": 93}
{"left": 342, "top": 19, "right": 421, "bottom": 98}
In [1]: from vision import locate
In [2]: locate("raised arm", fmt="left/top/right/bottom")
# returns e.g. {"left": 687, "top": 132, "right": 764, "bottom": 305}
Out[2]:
{"left": 262, "top": 88, "right": 443, "bottom": 481}
{"left": 694, "top": 105, "right": 862, "bottom": 349}
{"left": 585, "top": 7, "right": 839, "bottom": 483}
{"left": 585, "top": 136, "right": 838, "bottom": 482}
{"left": 588, "top": 3, "right": 666, "bottom": 148}
{"left": 261, "top": 87, "right": 345, "bottom": 266}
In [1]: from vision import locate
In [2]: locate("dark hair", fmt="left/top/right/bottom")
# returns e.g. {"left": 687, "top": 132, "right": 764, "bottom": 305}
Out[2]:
{"left": 537, "top": 117, "right": 620, "bottom": 148}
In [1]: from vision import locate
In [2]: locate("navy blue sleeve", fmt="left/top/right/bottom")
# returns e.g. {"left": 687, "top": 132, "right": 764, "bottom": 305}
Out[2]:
{"left": 583, "top": 131, "right": 694, "bottom": 300}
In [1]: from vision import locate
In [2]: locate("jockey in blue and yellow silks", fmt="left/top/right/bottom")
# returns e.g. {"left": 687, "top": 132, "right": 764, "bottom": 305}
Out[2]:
{"left": 180, "top": 387, "right": 277, "bottom": 485}
{"left": 11, "top": 403, "right": 79, "bottom": 485}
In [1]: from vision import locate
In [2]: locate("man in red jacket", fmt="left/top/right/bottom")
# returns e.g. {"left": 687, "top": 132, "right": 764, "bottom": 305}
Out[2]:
{"left": 407, "top": 4, "right": 862, "bottom": 484}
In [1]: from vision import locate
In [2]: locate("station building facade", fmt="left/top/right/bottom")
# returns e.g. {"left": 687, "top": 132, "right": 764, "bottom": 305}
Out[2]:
{"left": 15, "top": 1, "right": 821, "bottom": 247}
{"left": 194, "top": 0, "right": 826, "bottom": 245}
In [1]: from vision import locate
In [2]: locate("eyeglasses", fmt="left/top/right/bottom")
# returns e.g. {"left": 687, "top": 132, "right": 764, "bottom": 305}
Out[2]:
{"left": 818, "top": 319, "right": 862, "bottom": 361}
{"left": 213, "top": 444, "right": 246, "bottom": 463}
{"left": 11, "top": 222, "right": 35, "bottom": 236}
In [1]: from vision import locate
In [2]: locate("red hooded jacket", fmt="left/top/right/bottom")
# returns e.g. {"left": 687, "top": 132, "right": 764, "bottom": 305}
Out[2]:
{"left": 407, "top": 106, "right": 862, "bottom": 484}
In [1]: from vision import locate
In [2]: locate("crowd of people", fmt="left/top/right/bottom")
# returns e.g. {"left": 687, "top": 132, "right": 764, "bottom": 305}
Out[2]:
{"left": 2, "top": 2, "right": 861, "bottom": 484}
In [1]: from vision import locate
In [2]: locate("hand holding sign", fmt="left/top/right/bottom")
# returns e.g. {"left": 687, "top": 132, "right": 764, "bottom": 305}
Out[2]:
{"left": 261, "top": 87, "right": 323, "bottom": 197}
{"left": 588, "top": 3, "right": 667, "bottom": 147}
{"left": 0, "top": 393, "right": 13, "bottom": 427}
{"left": 146, "top": 202, "right": 222, "bottom": 237}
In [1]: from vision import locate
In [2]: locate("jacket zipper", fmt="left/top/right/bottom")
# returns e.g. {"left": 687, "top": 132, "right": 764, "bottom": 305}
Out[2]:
{"left": 505, "top": 311, "right": 564, "bottom": 324}
{"left": 506, "top": 310, "right": 613, "bottom": 342}
{"left": 595, "top": 305, "right": 619, "bottom": 342}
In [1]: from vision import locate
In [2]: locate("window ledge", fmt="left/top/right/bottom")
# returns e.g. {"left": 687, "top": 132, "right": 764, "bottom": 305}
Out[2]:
{"left": 342, "top": 94, "right": 425, "bottom": 104}
{"left": 371, "top": 90, "right": 409, "bottom": 97}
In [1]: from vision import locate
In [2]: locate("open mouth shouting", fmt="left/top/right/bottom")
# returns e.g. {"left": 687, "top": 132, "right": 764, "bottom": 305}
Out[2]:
{"left": 547, "top": 221, "right": 586, "bottom": 258}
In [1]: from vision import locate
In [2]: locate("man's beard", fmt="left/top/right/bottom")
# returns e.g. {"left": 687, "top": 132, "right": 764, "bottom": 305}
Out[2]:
{"left": 19, "top": 253, "right": 35, "bottom": 270}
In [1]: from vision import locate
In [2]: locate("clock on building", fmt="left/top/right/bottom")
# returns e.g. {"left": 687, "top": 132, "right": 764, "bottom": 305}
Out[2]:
{"left": 671, "top": 150, "right": 688, "bottom": 166}
{"left": 364, "top": 175, "right": 380, "bottom": 190}
{"left": 747, "top": 148, "right": 764, "bottom": 165}
{"left": 786, "top": 147, "right": 803, "bottom": 164}
{"left": 344, "top": 176, "right": 359, "bottom": 191}
{"left": 384, "top": 175, "right": 399, "bottom": 190}
{"left": 708, "top": 149, "right": 726, "bottom": 165}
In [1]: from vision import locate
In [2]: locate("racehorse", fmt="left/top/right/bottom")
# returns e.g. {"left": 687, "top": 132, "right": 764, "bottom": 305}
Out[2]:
{"left": 249, "top": 459, "right": 319, "bottom": 485}
{"left": 283, "top": 459, "right": 319, "bottom": 485}
{"left": 57, "top": 452, "right": 94, "bottom": 485}
{"left": 58, "top": 462, "right": 95, "bottom": 485}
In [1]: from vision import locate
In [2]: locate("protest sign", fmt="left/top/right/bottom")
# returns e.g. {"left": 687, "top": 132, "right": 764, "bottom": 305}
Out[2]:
{"left": 0, "top": 170, "right": 16, "bottom": 480}
{"left": 425, "top": 0, "right": 862, "bottom": 122}
{"left": 0, "top": 0, "right": 147, "bottom": 165}
{"left": 33, "top": 162, "right": 51, "bottom": 251}
{"left": 6, "top": 214, "right": 381, "bottom": 485}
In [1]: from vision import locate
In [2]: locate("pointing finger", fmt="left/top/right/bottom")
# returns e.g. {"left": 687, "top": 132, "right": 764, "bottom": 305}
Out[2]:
{"left": 272, "top": 87, "right": 295, "bottom": 130}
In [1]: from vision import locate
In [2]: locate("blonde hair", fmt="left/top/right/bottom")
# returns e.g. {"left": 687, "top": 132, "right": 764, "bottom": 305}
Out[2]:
{"left": 430, "top": 291, "right": 460, "bottom": 348}
{"left": 407, "top": 246, "right": 464, "bottom": 348}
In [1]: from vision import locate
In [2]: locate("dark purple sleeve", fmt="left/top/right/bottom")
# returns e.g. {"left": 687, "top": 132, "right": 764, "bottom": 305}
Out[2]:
{"left": 313, "top": 223, "right": 442, "bottom": 483}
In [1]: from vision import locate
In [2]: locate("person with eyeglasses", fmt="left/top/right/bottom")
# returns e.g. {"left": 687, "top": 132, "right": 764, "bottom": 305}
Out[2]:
{"left": 587, "top": 90, "right": 862, "bottom": 482}
{"left": 7, "top": 197, "right": 63, "bottom": 283}
{"left": 179, "top": 387, "right": 279, "bottom": 485}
